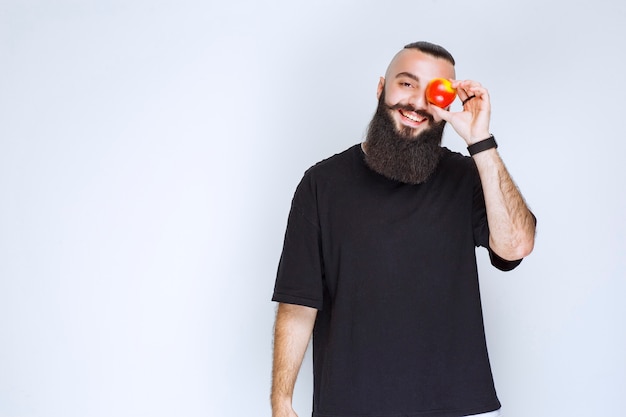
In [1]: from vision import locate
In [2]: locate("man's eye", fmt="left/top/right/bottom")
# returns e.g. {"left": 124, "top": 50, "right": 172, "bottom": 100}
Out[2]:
{"left": 401, "top": 82, "right": 412, "bottom": 88}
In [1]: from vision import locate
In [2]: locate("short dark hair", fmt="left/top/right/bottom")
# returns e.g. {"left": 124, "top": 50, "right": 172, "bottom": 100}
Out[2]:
{"left": 404, "top": 41, "right": 455, "bottom": 66}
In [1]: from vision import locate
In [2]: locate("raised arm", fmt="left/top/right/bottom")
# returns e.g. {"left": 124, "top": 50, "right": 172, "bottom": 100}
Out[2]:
{"left": 431, "top": 80, "right": 536, "bottom": 260}
{"left": 471, "top": 147, "right": 535, "bottom": 259}
{"left": 271, "top": 302, "right": 318, "bottom": 417}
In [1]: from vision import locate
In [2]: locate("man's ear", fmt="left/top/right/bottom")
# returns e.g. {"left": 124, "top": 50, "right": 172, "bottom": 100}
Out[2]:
{"left": 376, "top": 77, "right": 385, "bottom": 100}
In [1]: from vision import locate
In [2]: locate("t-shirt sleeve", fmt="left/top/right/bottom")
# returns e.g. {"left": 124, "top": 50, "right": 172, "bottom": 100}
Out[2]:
{"left": 271, "top": 173, "right": 325, "bottom": 310}
{"left": 470, "top": 160, "right": 525, "bottom": 272}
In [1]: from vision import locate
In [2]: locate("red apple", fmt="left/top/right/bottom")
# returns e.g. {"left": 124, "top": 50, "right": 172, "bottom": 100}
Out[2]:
{"left": 425, "top": 78, "right": 456, "bottom": 108}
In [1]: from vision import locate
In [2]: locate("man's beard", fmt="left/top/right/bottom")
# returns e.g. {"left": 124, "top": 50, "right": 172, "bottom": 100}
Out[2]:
{"left": 363, "top": 93, "right": 446, "bottom": 184}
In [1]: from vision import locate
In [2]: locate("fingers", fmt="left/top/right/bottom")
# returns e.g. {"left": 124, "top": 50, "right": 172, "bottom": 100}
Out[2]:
{"left": 462, "top": 95, "right": 476, "bottom": 106}
{"left": 428, "top": 79, "right": 490, "bottom": 122}
{"left": 429, "top": 103, "right": 451, "bottom": 122}
{"left": 451, "top": 80, "right": 474, "bottom": 102}
{"left": 452, "top": 80, "right": 490, "bottom": 107}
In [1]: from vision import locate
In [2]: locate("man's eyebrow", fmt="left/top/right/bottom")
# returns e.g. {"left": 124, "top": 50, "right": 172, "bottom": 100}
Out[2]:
{"left": 394, "top": 72, "right": 420, "bottom": 82}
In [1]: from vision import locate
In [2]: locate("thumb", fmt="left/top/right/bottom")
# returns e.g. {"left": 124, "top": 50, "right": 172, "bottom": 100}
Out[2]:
{"left": 429, "top": 105, "right": 451, "bottom": 122}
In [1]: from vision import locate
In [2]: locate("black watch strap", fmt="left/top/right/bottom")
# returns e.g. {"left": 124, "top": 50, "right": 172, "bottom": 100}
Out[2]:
{"left": 467, "top": 134, "right": 497, "bottom": 156}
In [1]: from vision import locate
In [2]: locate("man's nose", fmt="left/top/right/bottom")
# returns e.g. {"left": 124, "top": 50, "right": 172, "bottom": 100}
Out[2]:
{"left": 408, "top": 90, "right": 428, "bottom": 110}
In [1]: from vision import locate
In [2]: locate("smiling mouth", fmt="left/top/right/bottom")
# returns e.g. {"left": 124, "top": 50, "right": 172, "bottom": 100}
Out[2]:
{"left": 398, "top": 109, "right": 427, "bottom": 124}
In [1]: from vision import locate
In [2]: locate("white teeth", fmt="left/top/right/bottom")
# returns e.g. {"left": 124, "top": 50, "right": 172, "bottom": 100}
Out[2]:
{"left": 401, "top": 111, "right": 423, "bottom": 123}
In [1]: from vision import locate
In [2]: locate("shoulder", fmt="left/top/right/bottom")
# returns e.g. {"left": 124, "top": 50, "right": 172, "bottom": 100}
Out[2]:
{"left": 307, "top": 144, "right": 360, "bottom": 172}
{"left": 290, "top": 144, "right": 366, "bottom": 204}
{"left": 301, "top": 144, "right": 363, "bottom": 182}
{"left": 289, "top": 144, "right": 362, "bottom": 214}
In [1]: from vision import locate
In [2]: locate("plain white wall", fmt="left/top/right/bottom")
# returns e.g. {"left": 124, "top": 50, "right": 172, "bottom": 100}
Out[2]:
{"left": 1, "top": 1, "right": 625, "bottom": 416}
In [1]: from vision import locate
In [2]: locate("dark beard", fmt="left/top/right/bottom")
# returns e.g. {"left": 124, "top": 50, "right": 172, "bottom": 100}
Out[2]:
{"left": 363, "top": 93, "right": 446, "bottom": 184}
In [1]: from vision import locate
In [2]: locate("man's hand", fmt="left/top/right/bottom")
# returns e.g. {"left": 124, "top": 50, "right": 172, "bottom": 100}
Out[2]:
{"left": 430, "top": 79, "right": 492, "bottom": 145}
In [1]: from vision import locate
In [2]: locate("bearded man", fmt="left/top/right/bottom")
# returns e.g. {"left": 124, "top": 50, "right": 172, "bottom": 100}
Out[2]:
{"left": 271, "top": 41, "right": 536, "bottom": 417}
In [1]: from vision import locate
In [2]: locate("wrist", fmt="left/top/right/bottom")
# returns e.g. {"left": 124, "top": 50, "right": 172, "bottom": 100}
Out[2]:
{"left": 467, "top": 131, "right": 492, "bottom": 145}
{"left": 271, "top": 394, "right": 293, "bottom": 410}
{"left": 467, "top": 134, "right": 497, "bottom": 156}
{"left": 272, "top": 402, "right": 295, "bottom": 417}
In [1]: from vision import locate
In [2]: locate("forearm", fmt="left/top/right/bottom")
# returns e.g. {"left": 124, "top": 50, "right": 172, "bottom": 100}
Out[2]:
{"left": 472, "top": 148, "right": 536, "bottom": 260}
{"left": 271, "top": 303, "right": 317, "bottom": 416}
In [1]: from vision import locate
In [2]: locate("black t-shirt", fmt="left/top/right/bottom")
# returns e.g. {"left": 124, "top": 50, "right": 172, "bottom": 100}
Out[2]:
{"left": 273, "top": 144, "right": 521, "bottom": 417}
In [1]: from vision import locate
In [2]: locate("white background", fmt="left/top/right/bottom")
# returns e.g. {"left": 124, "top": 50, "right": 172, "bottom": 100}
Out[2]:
{"left": 1, "top": 1, "right": 625, "bottom": 416}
